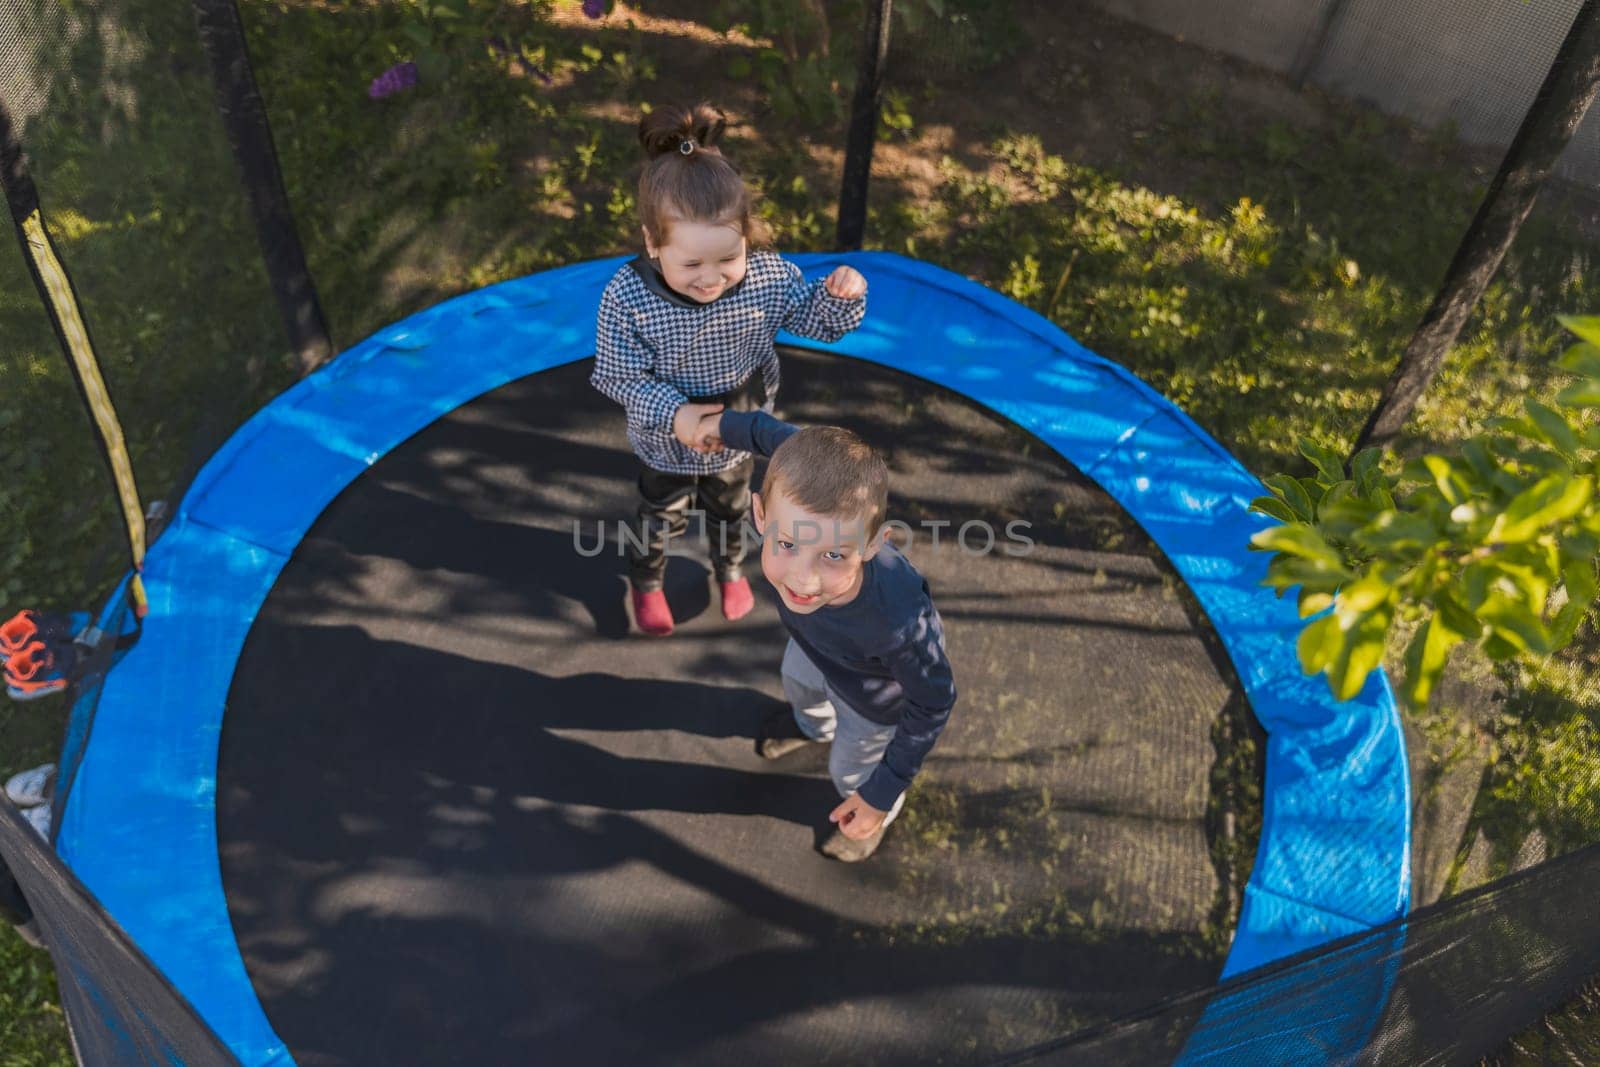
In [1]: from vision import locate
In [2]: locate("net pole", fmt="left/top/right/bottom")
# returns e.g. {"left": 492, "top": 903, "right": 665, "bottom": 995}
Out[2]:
{"left": 1355, "top": 0, "right": 1600, "bottom": 452}
{"left": 191, "top": 0, "right": 334, "bottom": 372}
{"left": 0, "top": 100, "right": 149, "bottom": 618}
{"left": 836, "top": 0, "right": 892, "bottom": 252}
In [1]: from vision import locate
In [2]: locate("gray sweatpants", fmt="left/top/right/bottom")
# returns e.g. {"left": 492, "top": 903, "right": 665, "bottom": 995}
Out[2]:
{"left": 780, "top": 639, "right": 906, "bottom": 825}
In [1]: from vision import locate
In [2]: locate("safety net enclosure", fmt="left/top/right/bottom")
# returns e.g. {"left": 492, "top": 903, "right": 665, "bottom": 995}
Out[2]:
{"left": 12, "top": 0, "right": 1600, "bottom": 1060}
{"left": 41, "top": 253, "right": 1406, "bottom": 1063}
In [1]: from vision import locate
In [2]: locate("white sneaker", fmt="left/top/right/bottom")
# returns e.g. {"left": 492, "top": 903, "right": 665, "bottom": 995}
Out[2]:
{"left": 4, "top": 764, "right": 55, "bottom": 808}
{"left": 21, "top": 801, "right": 51, "bottom": 840}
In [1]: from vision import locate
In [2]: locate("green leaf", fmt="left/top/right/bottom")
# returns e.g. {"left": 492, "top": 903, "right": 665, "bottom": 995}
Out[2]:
{"left": 1330, "top": 608, "right": 1390, "bottom": 701}
{"left": 1298, "top": 588, "right": 1334, "bottom": 618}
{"left": 404, "top": 23, "right": 434, "bottom": 47}
{"left": 1338, "top": 569, "right": 1394, "bottom": 613}
{"left": 1552, "top": 557, "right": 1598, "bottom": 646}
{"left": 1297, "top": 613, "right": 1341, "bottom": 674}
{"left": 1299, "top": 437, "right": 1347, "bottom": 488}
{"left": 1524, "top": 398, "right": 1580, "bottom": 457}
{"left": 1556, "top": 340, "right": 1600, "bottom": 380}
{"left": 1264, "top": 473, "right": 1315, "bottom": 521}
{"left": 1482, "top": 633, "right": 1521, "bottom": 661}
{"left": 1486, "top": 474, "right": 1593, "bottom": 543}
{"left": 1351, "top": 447, "right": 1383, "bottom": 495}
{"left": 1557, "top": 379, "right": 1600, "bottom": 408}
{"left": 727, "top": 56, "right": 752, "bottom": 78}
{"left": 1264, "top": 554, "right": 1352, "bottom": 593}
{"left": 1460, "top": 562, "right": 1493, "bottom": 610}
{"left": 1320, "top": 495, "right": 1383, "bottom": 540}
{"left": 1478, "top": 591, "right": 1552, "bottom": 655}
{"left": 1320, "top": 480, "right": 1358, "bottom": 513}
{"left": 1485, "top": 554, "right": 1552, "bottom": 614}
{"left": 1356, "top": 510, "right": 1437, "bottom": 553}
{"left": 1248, "top": 494, "right": 1297, "bottom": 524}
{"left": 1558, "top": 314, "right": 1600, "bottom": 349}
{"left": 1561, "top": 530, "right": 1599, "bottom": 563}
{"left": 1460, "top": 437, "right": 1497, "bottom": 484}
{"left": 1250, "top": 523, "right": 1341, "bottom": 563}
{"left": 1435, "top": 591, "right": 1483, "bottom": 640}
{"left": 1419, "top": 454, "right": 1472, "bottom": 506}
{"left": 1401, "top": 614, "right": 1464, "bottom": 709}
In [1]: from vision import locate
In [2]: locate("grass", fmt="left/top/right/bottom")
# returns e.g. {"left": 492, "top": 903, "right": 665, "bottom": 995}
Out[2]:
{"left": 0, "top": 927, "right": 68, "bottom": 1066}
{"left": 2, "top": 0, "right": 1599, "bottom": 1057}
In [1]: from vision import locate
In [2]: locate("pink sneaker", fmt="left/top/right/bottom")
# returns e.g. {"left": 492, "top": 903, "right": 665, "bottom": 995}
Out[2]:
{"left": 720, "top": 577, "right": 754, "bottom": 621}
{"left": 630, "top": 588, "right": 674, "bottom": 636}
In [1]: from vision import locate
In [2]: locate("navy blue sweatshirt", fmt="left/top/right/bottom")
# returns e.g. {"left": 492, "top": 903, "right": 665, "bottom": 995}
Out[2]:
{"left": 719, "top": 409, "right": 957, "bottom": 810}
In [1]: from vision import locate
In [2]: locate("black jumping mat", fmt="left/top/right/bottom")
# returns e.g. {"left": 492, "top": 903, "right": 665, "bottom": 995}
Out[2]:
{"left": 219, "top": 348, "right": 1248, "bottom": 1066}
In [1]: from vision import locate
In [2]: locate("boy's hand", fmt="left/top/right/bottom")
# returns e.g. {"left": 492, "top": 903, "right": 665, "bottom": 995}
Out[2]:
{"left": 824, "top": 265, "right": 866, "bottom": 300}
{"left": 829, "top": 793, "right": 887, "bottom": 840}
{"left": 673, "top": 402, "right": 724, "bottom": 453}
{"left": 694, "top": 409, "right": 726, "bottom": 452}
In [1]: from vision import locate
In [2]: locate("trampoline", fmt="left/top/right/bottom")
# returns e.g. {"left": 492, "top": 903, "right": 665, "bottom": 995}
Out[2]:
{"left": 49, "top": 253, "right": 1409, "bottom": 1065}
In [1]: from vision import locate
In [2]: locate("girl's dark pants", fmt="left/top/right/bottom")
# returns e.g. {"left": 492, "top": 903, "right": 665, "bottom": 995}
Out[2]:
{"left": 628, "top": 456, "right": 755, "bottom": 590}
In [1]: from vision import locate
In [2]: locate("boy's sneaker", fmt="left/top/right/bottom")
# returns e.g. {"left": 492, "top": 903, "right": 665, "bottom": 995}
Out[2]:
{"left": 4, "top": 640, "right": 77, "bottom": 701}
{"left": 756, "top": 710, "right": 822, "bottom": 760}
{"left": 719, "top": 577, "right": 754, "bottom": 621}
{"left": 630, "top": 587, "right": 674, "bottom": 636}
{"left": 4, "top": 764, "right": 55, "bottom": 808}
{"left": 819, "top": 822, "right": 887, "bottom": 863}
{"left": 20, "top": 801, "right": 52, "bottom": 841}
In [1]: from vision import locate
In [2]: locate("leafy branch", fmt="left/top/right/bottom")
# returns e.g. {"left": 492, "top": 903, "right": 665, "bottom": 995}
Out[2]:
{"left": 1250, "top": 315, "right": 1600, "bottom": 709}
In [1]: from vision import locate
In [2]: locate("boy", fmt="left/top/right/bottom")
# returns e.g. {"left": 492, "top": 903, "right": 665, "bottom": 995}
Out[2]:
{"left": 681, "top": 401, "right": 957, "bottom": 862}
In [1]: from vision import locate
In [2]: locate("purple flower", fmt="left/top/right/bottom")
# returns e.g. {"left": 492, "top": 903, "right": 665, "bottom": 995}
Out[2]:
{"left": 582, "top": 0, "right": 606, "bottom": 19}
{"left": 368, "top": 61, "right": 419, "bottom": 100}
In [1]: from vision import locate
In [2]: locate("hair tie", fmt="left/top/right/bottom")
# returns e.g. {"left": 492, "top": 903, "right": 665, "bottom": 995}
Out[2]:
{"left": 678, "top": 138, "right": 695, "bottom": 156}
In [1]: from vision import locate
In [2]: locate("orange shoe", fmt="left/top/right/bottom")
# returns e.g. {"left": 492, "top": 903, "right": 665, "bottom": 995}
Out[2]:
{"left": 4, "top": 640, "right": 76, "bottom": 701}
{"left": 719, "top": 577, "right": 754, "bottom": 621}
{"left": 0, "top": 611, "right": 88, "bottom": 658}
{"left": 630, "top": 588, "right": 674, "bottom": 636}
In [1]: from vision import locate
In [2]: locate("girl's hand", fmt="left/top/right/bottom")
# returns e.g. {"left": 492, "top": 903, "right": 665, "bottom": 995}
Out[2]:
{"left": 674, "top": 402, "right": 725, "bottom": 453}
{"left": 824, "top": 265, "right": 867, "bottom": 300}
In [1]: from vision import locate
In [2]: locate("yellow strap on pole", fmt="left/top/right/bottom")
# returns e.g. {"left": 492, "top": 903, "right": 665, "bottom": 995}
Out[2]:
{"left": 19, "top": 209, "right": 149, "bottom": 617}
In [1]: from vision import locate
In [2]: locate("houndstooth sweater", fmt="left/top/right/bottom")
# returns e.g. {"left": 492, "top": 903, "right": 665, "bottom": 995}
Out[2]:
{"left": 591, "top": 251, "right": 867, "bottom": 475}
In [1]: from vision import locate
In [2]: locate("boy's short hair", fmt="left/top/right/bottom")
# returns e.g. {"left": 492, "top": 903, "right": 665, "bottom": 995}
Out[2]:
{"left": 763, "top": 426, "right": 889, "bottom": 539}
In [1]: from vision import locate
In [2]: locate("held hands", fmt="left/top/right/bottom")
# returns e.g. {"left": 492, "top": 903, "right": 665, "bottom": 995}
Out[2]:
{"left": 829, "top": 793, "right": 888, "bottom": 840}
{"left": 824, "top": 265, "right": 867, "bottom": 300}
{"left": 673, "top": 401, "right": 727, "bottom": 454}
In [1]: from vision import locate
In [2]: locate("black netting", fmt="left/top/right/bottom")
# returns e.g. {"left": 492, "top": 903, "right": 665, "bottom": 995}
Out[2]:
{"left": 0, "top": 0, "right": 292, "bottom": 610}
{"left": 1067, "top": 1, "right": 1597, "bottom": 185}
{"left": 998, "top": 840, "right": 1600, "bottom": 1065}
{"left": 0, "top": 800, "right": 238, "bottom": 1065}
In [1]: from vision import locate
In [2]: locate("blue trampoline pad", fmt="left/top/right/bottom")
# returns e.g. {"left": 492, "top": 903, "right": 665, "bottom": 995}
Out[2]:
{"left": 54, "top": 253, "right": 1408, "bottom": 1065}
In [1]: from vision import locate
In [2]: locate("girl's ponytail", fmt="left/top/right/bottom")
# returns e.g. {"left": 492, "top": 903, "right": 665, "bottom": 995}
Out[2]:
{"left": 636, "top": 102, "right": 766, "bottom": 247}
{"left": 639, "top": 102, "right": 727, "bottom": 158}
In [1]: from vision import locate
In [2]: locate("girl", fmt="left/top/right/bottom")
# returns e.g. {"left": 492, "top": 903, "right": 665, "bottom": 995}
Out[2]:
{"left": 592, "top": 102, "right": 867, "bottom": 636}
